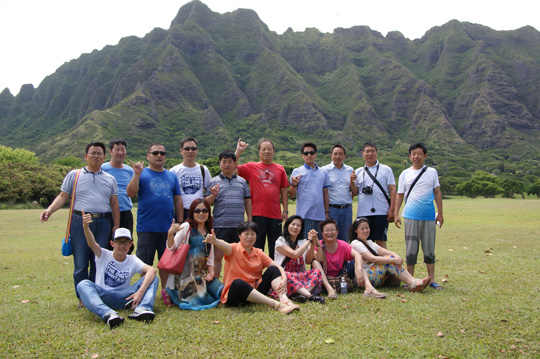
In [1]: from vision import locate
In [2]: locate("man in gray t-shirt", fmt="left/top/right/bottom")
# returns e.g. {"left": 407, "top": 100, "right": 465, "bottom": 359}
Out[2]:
{"left": 205, "top": 150, "right": 252, "bottom": 278}
{"left": 41, "top": 141, "right": 120, "bottom": 307}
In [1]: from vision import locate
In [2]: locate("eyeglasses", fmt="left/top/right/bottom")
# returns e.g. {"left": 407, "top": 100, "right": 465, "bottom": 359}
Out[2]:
{"left": 114, "top": 240, "right": 132, "bottom": 246}
{"left": 323, "top": 228, "right": 337, "bottom": 233}
{"left": 150, "top": 151, "right": 166, "bottom": 156}
{"left": 88, "top": 152, "right": 104, "bottom": 157}
{"left": 302, "top": 151, "right": 316, "bottom": 156}
{"left": 194, "top": 208, "right": 209, "bottom": 214}
{"left": 183, "top": 146, "right": 198, "bottom": 152}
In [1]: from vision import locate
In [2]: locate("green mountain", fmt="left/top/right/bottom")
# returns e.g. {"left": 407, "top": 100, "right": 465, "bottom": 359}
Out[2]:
{"left": 1, "top": 1, "right": 539, "bottom": 181}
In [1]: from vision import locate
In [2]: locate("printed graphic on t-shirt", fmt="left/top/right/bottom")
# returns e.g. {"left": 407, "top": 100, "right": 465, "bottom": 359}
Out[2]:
{"left": 257, "top": 169, "right": 275, "bottom": 186}
{"left": 180, "top": 174, "right": 202, "bottom": 195}
{"left": 104, "top": 261, "right": 130, "bottom": 288}
{"left": 149, "top": 177, "right": 173, "bottom": 197}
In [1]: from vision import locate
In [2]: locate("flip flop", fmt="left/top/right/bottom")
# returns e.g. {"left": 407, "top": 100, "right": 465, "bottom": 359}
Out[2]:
{"left": 161, "top": 289, "right": 174, "bottom": 307}
{"left": 275, "top": 302, "right": 298, "bottom": 314}
{"left": 327, "top": 290, "right": 338, "bottom": 300}
{"left": 429, "top": 282, "right": 443, "bottom": 290}
{"left": 410, "top": 276, "right": 431, "bottom": 293}
{"left": 363, "top": 288, "right": 387, "bottom": 299}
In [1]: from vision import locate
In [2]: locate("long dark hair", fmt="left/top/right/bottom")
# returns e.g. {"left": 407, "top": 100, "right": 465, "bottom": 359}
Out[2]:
{"left": 281, "top": 215, "right": 305, "bottom": 267}
{"left": 186, "top": 198, "right": 213, "bottom": 233}
{"left": 349, "top": 217, "right": 378, "bottom": 257}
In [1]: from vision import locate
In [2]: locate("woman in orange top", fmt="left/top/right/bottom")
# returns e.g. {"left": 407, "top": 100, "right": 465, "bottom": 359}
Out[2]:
{"left": 204, "top": 221, "right": 298, "bottom": 314}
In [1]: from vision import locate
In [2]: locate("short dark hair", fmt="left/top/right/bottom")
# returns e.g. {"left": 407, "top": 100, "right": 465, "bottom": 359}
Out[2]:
{"left": 147, "top": 143, "right": 164, "bottom": 153}
{"left": 109, "top": 138, "right": 127, "bottom": 151}
{"left": 257, "top": 138, "right": 274, "bottom": 151}
{"left": 409, "top": 142, "right": 427, "bottom": 154}
{"left": 85, "top": 142, "right": 106, "bottom": 154}
{"left": 218, "top": 149, "right": 236, "bottom": 164}
{"left": 319, "top": 218, "right": 338, "bottom": 232}
{"left": 237, "top": 221, "right": 258, "bottom": 235}
{"left": 180, "top": 136, "right": 197, "bottom": 147}
{"left": 361, "top": 142, "right": 378, "bottom": 152}
{"left": 300, "top": 142, "right": 317, "bottom": 153}
{"left": 331, "top": 144, "right": 346, "bottom": 156}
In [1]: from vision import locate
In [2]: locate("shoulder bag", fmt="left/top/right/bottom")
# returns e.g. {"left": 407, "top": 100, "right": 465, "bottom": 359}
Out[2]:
{"left": 61, "top": 169, "right": 81, "bottom": 256}
{"left": 158, "top": 225, "right": 191, "bottom": 275}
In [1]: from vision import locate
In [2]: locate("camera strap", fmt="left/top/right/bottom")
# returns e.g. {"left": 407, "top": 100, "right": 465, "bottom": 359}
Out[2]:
{"left": 364, "top": 165, "right": 391, "bottom": 206}
{"left": 405, "top": 166, "right": 428, "bottom": 203}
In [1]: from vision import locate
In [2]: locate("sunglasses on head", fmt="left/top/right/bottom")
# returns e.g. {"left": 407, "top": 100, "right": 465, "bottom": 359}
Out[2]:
{"left": 302, "top": 151, "right": 316, "bottom": 156}
{"left": 183, "top": 146, "right": 198, "bottom": 152}
{"left": 194, "top": 208, "right": 209, "bottom": 214}
{"left": 150, "top": 150, "right": 166, "bottom": 156}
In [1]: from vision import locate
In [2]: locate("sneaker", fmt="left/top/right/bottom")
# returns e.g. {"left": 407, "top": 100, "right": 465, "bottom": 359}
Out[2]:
{"left": 104, "top": 313, "right": 124, "bottom": 329}
{"left": 128, "top": 310, "right": 155, "bottom": 322}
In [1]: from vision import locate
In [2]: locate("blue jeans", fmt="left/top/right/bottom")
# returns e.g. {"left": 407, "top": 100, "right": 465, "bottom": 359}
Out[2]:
{"left": 329, "top": 206, "right": 352, "bottom": 242}
{"left": 70, "top": 213, "right": 111, "bottom": 298}
{"left": 77, "top": 276, "right": 159, "bottom": 321}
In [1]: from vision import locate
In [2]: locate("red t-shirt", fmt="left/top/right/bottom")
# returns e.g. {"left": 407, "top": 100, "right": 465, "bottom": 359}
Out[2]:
{"left": 237, "top": 162, "right": 289, "bottom": 219}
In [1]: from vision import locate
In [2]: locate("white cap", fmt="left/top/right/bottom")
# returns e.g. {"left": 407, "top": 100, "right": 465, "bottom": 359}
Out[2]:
{"left": 113, "top": 228, "right": 133, "bottom": 241}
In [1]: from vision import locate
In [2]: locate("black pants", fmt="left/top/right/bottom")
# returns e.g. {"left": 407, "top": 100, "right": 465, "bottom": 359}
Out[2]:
{"left": 108, "top": 210, "right": 134, "bottom": 253}
{"left": 252, "top": 216, "right": 282, "bottom": 260}
{"left": 225, "top": 266, "right": 281, "bottom": 307}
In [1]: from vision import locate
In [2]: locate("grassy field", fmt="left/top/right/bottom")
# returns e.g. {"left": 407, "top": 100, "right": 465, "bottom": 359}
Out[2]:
{"left": 0, "top": 198, "right": 539, "bottom": 358}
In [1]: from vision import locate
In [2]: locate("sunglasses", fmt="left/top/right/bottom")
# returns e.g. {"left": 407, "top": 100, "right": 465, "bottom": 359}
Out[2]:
{"left": 302, "top": 151, "right": 316, "bottom": 156}
{"left": 150, "top": 150, "right": 166, "bottom": 156}
{"left": 183, "top": 146, "right": 198, "bottom": 152}
{"left": 194, "top": 208, "right": 209, "bottom": 214}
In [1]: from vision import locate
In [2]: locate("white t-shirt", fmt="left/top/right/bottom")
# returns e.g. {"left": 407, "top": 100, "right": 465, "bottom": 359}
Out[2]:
{"left": 350, "top": 239, "right": 380, "bottom": 272}
{"left": 397, "top": 166, "right": 440, "bottom": 221}
{"left": 95, "top": 249, "right": 145, "bottom": 290}
{"left": 274, "top": 236, "right": 308, "bottom": 269}
{"left": 170, "top": 163, "right": 211, "bottom": 209}
{"left": 355, "top": 161, "right": 395, "bottom": 216}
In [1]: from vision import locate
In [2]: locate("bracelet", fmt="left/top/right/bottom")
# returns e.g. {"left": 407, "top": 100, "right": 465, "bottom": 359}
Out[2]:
{"left": 283, "top": 210, "right": 289, "bottom": 213}
{"left": 292, "top": 184, "right": 298, "bottom": 187}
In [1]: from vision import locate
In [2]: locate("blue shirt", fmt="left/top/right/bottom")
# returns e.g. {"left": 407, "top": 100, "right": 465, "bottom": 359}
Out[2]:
{"left": 290, "top": 164, "right": 330, "bottom": 221}
{"left": 321, "top": 162, "right": 353, "bottom": 205}
{"left": 136, "top": 168, "right": 181, "bottom": 232}
{"left": 207, "top": 174, "right": 250, "bottom": 228}
{"left": 102, "top": 162, "right": 134, "bottom": 212}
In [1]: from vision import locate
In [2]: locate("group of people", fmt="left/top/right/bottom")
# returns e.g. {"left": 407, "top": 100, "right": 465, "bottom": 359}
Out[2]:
{"left": 40, "top": 136, "right": 443, "bottom": 329}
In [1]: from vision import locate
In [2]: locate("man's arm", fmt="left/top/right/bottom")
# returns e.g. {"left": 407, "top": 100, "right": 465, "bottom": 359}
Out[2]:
{"left": 173, "top": 195, "right": 184, "bottom": 223}
{"left": 82, "top": 211, "right": 102, "bottom": 257}
{"left": 110, "top": 195, "right": 120, "bottom": 233}
{"left": 40, "top": 191, "right": 69, "bottom": 222}
{"left": 323, "top": 187, "right": 329, "bottom": 219}
{"left": 393, "top": 193, "right": 404, "bottom": 228}
{"left": 126, "top": 264, "right": 157, "bottom": 308}
{"left": 288, "top": 175, "right": 299, "bottom": 198}
{"left": 204, "top": 229, "right": 232, "bottom": 256}
{"left": 235, "top": 138, "right": 248, "bottom": 164}
{"left": 126, "top": 161, "right": 143, "bottom": 197}
{"left": 434, "top": 186, "right": 444, "bottom": 228}
{"left": 244, "top": 198, "right": 252, "bottom": 222}
{"left": 280, "top": 187, "right": 289, "bottom": 220}
{"left": 350, "top": 171, "right": 359, "bottom": 197}
{"left": 387, "top": 184, "right": 397, "bottom": 222}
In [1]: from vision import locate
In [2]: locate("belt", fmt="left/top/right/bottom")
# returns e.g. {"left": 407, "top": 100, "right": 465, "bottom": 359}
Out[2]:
{"left": 329, "top": 204, "right": 351, "bottom": 209}
{"left": 74, "top": 210, "right": 111, "bottom": 219}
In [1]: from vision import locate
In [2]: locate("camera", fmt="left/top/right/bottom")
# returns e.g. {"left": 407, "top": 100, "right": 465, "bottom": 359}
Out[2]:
{"left": 362, "top": 186, "right": 373, "bottom": 194}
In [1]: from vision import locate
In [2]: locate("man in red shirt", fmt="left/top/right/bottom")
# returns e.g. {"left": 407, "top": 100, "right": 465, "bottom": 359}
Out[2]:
{"left": 235, "top": 138, "right": 289, "bottom": 259}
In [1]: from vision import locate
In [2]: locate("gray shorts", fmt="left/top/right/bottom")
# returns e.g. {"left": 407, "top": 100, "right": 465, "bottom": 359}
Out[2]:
{"left": 404, "top": 219, "right": 436, "bottom": 265}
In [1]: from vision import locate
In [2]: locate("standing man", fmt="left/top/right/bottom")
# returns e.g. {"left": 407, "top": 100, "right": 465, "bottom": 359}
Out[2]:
{"left": 321, "top": 144, "right": 354, "bottom": 241}
{"left": 205, "top": 150, "right": 252, "bottom": 278}
{"left": 170, "top": 136, "right": 211, "bottom": 220}
{"left": 289, "top": 142, "right": 330, "bottom": 239}
{"left": 41, "top": 141, "right": 120, "bottom": 307}
{"left": 127, "top": 143, "right": 183, "bottom": 291}
{"left": 235, "top": 138, "right": 289, "bottom": 260}
{"left": 394, "top": 143, "right": 444, "bottom": 289}
{"left": 102, "top": 138, "right": 134, "bottom": 244}
{"left": 352, "top": 142, "right": 396, "bottom": 249}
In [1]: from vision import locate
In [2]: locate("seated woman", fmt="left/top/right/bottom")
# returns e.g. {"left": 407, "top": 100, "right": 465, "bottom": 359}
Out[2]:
{"left": 347, "top": 217, "right": 430, "bottom": 297}
{"left": 274, "top": 215, "right": 334, "bottom": 303}
{"left": 164, "top": 199, "right": 223, "bottom": 310}
{"left": 312, "top": 218, "right": 367, "bottom": 296}
{"left": 203, "top": 221, "right": 299, "bottom": 314}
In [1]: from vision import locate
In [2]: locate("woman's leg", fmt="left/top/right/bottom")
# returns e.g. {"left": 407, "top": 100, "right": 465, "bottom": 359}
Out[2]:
{"left": 311, "top": 260, "right": 335, "bottom": 295}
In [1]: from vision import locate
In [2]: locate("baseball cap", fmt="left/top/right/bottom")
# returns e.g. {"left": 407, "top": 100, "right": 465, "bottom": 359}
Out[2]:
{"left": 113, "top": 228, "right": 133, "bottom": 241}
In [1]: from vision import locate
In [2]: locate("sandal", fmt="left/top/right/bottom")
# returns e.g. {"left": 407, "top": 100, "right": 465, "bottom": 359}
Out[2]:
{"left": 409, "top": 276, "right": 431, "bottom": 293}
{"left": 309, "top": 295, "right": 325, "bottom": 304}
{"left": 429, "top": 281, "right": 443, "bottom": 290}
{"left": 161, "top": 289, "right": 174, "bottom": 307}
{"left": 275, "top": 302, "right": 298, "bottom": 314}
{"left": 327, "top": 290, "right": 338, "bottom": 300}
{"left": 363, "top": 288, "right": 387, "bottom": 299}
{"left": 283, "top": 300, "right": 300, "bottom": 310}
{"left": 290, "top": 294, "right": 308, "bottom": 303}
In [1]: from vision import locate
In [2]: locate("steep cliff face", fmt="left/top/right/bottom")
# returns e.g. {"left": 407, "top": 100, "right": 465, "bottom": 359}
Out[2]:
{"left": 1, "top": 1, "right": 539, "bottom": 163}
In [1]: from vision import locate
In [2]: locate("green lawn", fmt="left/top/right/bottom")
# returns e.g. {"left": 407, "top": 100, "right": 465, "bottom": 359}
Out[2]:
{"left": 0, "top": 198, "right": 539, "bottom": 358}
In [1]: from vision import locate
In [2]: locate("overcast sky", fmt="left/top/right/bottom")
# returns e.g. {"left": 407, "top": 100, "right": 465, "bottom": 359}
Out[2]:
{"left": 1, "top": 0, "right": 538, "bottom": 94}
